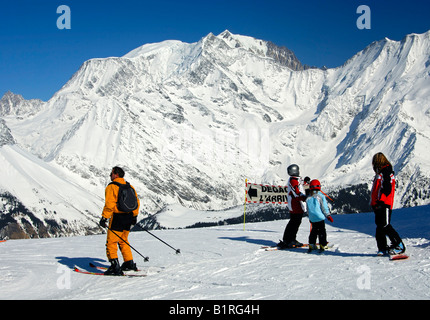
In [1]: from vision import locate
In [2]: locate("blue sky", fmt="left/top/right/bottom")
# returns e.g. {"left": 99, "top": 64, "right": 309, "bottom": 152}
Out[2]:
{"left": 1, "top": 0, "right": 429, "bottom": 101}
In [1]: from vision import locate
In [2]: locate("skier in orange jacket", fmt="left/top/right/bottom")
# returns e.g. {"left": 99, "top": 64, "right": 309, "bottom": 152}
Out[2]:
{"left": 100, "top": 166, "right": 140, "bottom": 275}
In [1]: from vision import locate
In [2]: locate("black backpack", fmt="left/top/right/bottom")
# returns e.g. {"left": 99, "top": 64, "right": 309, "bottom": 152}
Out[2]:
{"left": 109, "top": 181, "right": 138, "bottom": 212}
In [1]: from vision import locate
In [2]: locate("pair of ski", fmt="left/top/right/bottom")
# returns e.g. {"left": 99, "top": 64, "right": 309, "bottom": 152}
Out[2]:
{"left": 261, "top": 243, "right": 333, "bottom": 252}
{"left": 261, "top": 244, "right": 409, "bottom": 260}
{"left": 74, "top": 263, "right": 147, "bottom": 277}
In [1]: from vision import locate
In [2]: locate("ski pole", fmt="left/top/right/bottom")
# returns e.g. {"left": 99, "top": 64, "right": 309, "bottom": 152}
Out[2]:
{"left": 107, "top": 227, "right": 149, "bottom": 262}
{"left": 321, "top": 190, "right": 334, "bottom": 202}
{"left": 143, "top": 228, "right": 181, "bottom": 254}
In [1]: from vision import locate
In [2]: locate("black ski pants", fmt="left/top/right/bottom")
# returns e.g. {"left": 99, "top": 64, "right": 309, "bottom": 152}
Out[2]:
{"left": 374, "top": 204, "right": 402, "bottom": 251}
{"left": 282, "top": 213, "right": 303, "bottom": 244}
{"left": 308, "top": 220, "right": 327, "bottom": 246}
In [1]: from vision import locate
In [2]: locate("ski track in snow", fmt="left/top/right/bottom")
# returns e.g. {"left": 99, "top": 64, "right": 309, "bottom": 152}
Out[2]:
{"left": 0, "top": 205, "right": 429, "bottom": 300}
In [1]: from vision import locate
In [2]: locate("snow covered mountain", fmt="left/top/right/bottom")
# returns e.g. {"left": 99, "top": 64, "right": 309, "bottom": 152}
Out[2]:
{"left": 1, "top": 30, "right": 430, "bottom": 238}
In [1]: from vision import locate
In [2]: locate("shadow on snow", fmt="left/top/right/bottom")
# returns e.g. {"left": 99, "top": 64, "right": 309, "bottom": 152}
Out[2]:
{"left": 56, "top": 256, "right": 108, "bottom": 270}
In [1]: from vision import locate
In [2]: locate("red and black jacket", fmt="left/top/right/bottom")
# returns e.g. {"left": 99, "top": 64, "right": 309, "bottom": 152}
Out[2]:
{"left": 287, "top": 176, "right": 307, "bottom": 214}
{"left": 370, "top": 164, "right": 395, "bottom": 210}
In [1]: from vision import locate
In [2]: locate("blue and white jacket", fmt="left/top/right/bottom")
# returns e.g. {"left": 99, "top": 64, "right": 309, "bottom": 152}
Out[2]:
{"left": 306, "top": 191, "right": 330, "bottom": 223}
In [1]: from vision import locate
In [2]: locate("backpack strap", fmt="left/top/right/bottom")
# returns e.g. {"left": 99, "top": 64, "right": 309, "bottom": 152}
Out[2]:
{"left": 109, "top": 181, "right": 130, "bottom": 188}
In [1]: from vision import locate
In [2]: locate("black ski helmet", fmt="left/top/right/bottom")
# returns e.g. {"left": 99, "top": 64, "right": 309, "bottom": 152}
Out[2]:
{"left": 287, "top": 164, "right": 300, "bottom": 176}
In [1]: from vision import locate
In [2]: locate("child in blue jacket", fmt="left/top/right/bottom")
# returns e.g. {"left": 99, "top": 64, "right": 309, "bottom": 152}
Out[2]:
{"left": 306, "top": 179, "right": 333, "bottom": 252}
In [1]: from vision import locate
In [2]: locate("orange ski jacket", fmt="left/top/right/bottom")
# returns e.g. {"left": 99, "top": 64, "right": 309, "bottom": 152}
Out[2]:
{"left": 102, "top": 177, "right": 140, "bottom": 220}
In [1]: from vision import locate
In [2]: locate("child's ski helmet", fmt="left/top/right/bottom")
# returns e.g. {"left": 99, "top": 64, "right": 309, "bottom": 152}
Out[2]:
{"left": 309, "top": 179, "right": 321, "bottom": 191}
{"left": 287, "top": 164, "right": 300, "bottom": 176}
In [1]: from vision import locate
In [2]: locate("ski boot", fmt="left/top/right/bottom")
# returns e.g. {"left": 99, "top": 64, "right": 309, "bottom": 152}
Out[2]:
{"left": 277, "top": 240, "right": 304, "bottom": 249}
{"left": 104, "top": 258, "right": 124, "bottom": 276}
{"left": 292, "top": 240, "right": 304, "bottom": 248}
{"left": 376, "top": 245, "right": 389, "bottom": 256}
{"left": 388, "top": 241, "right": 405, "bottom": 255}
{"left": 307, "top": 244, "right": 318, "bottom": 253}
{"left": 121, "top": 260, "right": 138, "bottom": 271}
{"left": 276, "top": 240, "right": 288, "bottom": 249}
{"left": 319, "top": 244, "right": 329, "bottom": 253}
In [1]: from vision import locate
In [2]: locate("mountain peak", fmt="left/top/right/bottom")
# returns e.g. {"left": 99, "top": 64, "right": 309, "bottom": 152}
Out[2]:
{"left": 219, "top": 29, "right": 232, "bottom": 37}
{"left": 217, "top": 30, "right": 265, "bottom": 51}
{"left": 120, "top": 30, "right": 307, "bottom": 71}
{"left": 215, "top": 30, "right": 307, "bottom": 70}
{"left": 122, "top": 39, "right": 186, "bottom": 59}
{"left": 0, "top": 91, "right": 43, "bottom": 116}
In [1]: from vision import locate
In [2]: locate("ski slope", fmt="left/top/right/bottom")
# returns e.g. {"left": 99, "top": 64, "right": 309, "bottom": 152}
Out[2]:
{"left": 0, "top": 205, "right": 429, "bottom": 300}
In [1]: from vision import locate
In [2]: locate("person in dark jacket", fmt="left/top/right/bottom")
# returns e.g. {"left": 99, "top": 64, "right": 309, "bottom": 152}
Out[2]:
{"left": 370, "top": 153, "right": 405, "bottom": 255}
{"left": 278, "top": 164, "right": 307, "bottom": 249}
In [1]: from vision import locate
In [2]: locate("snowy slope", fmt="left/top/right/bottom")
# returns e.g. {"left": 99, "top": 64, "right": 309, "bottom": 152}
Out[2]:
{"left": 0, "top": 145, "right": 103, "bottom": 238}
{"left": 0, "top": 205, "right": 429, "bottom": 300}
{"left": 1, "top": 30, "right": 430, "bottom": 238}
